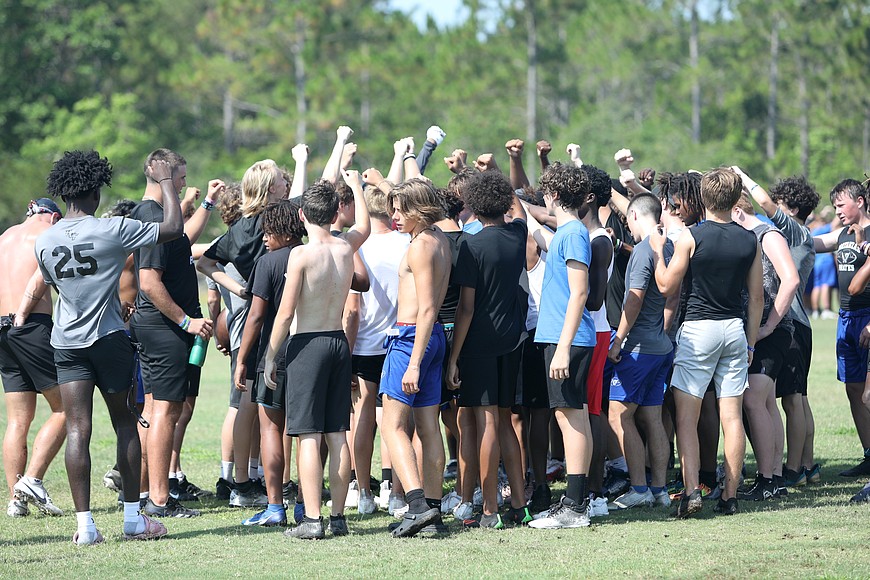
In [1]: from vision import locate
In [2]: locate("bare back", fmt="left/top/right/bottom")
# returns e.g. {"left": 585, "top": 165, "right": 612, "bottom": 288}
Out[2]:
{"left": 291, "top": 234, "right": 355, "bottom": 334}
{"left": 0, "top": 217, "right": 53, "bottom": 316}
{"left": 396, "top": 228, "right": 452, "bottom": 323}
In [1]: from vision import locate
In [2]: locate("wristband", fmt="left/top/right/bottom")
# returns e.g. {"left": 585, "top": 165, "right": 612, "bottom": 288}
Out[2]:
{"left": 179, "top": 315, "right": 191, "bottom": 331}
{"left": 403, "top": 153, "right": 417, "bottom": 162}
{"left": 747, "top": 345, "right": 755, "bottom": 352}
{"left": 201, "top": 199, "right": 215, "bottom": 211}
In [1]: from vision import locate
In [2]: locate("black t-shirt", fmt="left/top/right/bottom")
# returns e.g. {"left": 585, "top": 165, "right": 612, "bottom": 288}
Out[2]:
{"left": 131, "top": 200, "right": 201, "bottom": 324}
{"left": 203, "top": 214, "right": 266, "bottom": 281}
{"left": 836, "top": 226, "right": 870, "bottom": 311}
{"left": 453, "top": 220, "right": 528, "bottom": 357}
{"left": 438, "top": 230, "right": 467, "bottom": 325}
{"left": 605, "top": 212, "right": 630, "bottom": 328}
{"left": 246, "top": 246, "right": 292, "bottom": 371}
{"left": 684, "top": 221, "right": 757, "bottom": 321}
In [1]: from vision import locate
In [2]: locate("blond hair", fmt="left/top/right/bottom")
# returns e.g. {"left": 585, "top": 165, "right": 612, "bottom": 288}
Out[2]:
{"left": 240, "top": 159, "right": 280, "bottom": 218}
{"left": 365, "top": 186, "right": 391, "bottom": 220}
{"left": 387, "top": 179, "right": 445, "bottom": 226}
{"left": 701, "top": 167, "right": 743, "bottom": 213}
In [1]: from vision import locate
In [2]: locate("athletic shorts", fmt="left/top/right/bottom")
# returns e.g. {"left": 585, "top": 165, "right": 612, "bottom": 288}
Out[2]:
{"left": 133, "top": 341, "right": 145, "bottom": 405}
{"left": 284, "top": 331, "right": 351, "bottom": 435}
{"left": 601, "top": 329, "right": 618, "bottom": 415}
{"left": 585, "top": 332, "right": 609, "bottom": 416}
{"left": 254, "top": 370, "right": 286, "bottom": 410}
{"left": 54, "top": 330, "right": 135, "bottom": 394}
{"left": 748, "top": 325, "right": 791, "bottom": 379}
{"left": 353, "top": 354, "right": 386, "bottom": 384}
{"left": 0, "top": 314, "right": 57, "bottom": 393}
{"left": 132, "top": 321, "right": 202, "bottom": 402}
{"left": 380, "top": 324, "right": 445, "bottom": 408}
{"left": 671, "top": 318, "right": 748, "bottom": 399}
{"left": 814, "top": 262, "right": 836, "bottom": 288}
{"left": 776, "top": 322, "right": 812, "bottom": 398}
{"left": 457, "top": 343, "right": 522, "bottom": 408}
{"left": 542, "top": 344, "right": 594, "bottom": 410}
{"left": 837, "top": 308, "right": 870, "bottom": 383}
{"left": 518, "top": 329, "right": 548, "bottom": 409}
{"left": 440, "top": 324, "right": 456, "bottom": 407}
{"left": 610, "top": 349, "right": 674, "bottom": 407}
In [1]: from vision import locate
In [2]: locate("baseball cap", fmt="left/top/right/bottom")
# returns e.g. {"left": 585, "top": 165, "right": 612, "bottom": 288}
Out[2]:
{"left": 27, "top": 197, "right": 63, "bottom": 218}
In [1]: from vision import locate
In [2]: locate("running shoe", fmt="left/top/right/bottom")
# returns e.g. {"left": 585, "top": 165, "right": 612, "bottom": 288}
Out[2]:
{"left": 293, "top": 500, "right": 305, "bottom": 524}
{"left": 528, "top": 496, "right": 590, "bottom": 529}
{"left": 504, "top": 504, "right": 533, "bottom": 526}
{"left": 674, "top": 488, "right": 703, "bottom": 519}
{"left": 103, "top": 468, "right": 122, "bottom": 492}
{"left": 804, "top": 463, "right": 821, "bottom": 484}
{"left": 168, "top": 477, "right": 197, "bottom": 502}
{"left": 713, "top": 497, "right": 739, "bottom": 515}
{"left": 329, "top": 514, "right": 349, "bottom": 536}
{"left": 242, "top": 508, "right": 287, "bottom": 527}
{"left": 285, "top": 517, "right": 325, "bottom": 540}
{"left": 839, "top": 457, "right": 870, "bottom": 477}
{"left": 144, "top": 497, "right": 201, "bottom": 518}
{"left": 440, "top": 490, "right": 461, "bottom": 514}
{"left": 849, "top": 481, "right": 870, "bottom": 503}
{"left": 530, "top": 484, "right": 552, "bottom": 512}
{"left": 603, "top": 468, "right": 631, "bottom": 499}
{"left": 216, "top": 477, "right": 234, "bottom": 501}
{"left": 72, "top": 528, "right": 104, "bottom": 546}
{"left": 282, "top": 480, "right": 298, "bottom": 506}
{"left": 443, "top": 459, "right": 458, "bottom": 481}
{"left": 589, "top": 496, "right": 610, "bottom": 517}
{"left": 123, "top": 514, "right": 168, "bottom": 540}
{"left": 652, "top": 490, "right": 671, "bottom": 508}
{"left": 13, "top": 476, "right": 63, "bottom": 516}
{"left": 345, "top": 480, "right": 360, "bottom": 508}
{"left": 608, "top": 488, "right": 654, "bottom": 510}
{"left": 179, "top": 475, "right": 212, "bottom": 499}
{"left": 699, "top": 482, "right": 721, "bottom": 501}
{"left": 376, "top": 480, "right": 391, "bottom": 510}
{"left": 736, "top": 477, "right": 774, "bottom": 502}
{"left": 6, "top": 498, "right": 28, "bottom": 517}
{"left": 229, "top": 480, "right": 268, "bottom": 508}
{"left": 452, "top": 501, "right": 473, "bottom": 521}
{"left": 781, "top": 466, "right": 806, "bottom": 487}
{"left": 357, "top": 491, "right": 377, "bottom": 515}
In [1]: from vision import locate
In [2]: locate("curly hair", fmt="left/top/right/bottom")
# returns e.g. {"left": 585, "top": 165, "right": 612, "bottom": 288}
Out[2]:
{"left": 302, "top": 180, "right": 339, "bottom": 226}
{"left": 538, "top": 162, "right": 590, "bottom": 211}
{"left": 769, "top": 176, "right": 819, "bottom": 221}
{"left": 103, "top": 199, "right": 136, "bottom": 218}
{"left": 447, "top": 168, "right": 476, "bottom": 199}
{"left": 582, "top": 164, "right": 612, "bottom": 208}
{"left": 46, "top": 150, "right": 112, "bottom": 200}
{"left": 830, "top": 178, "right": 867, "bottom": 206}
{"left": 435, "top": 187, "right": 465, "bottom": 220}
{"left": 463, "top": 171, "right": 516, "bottom": 219}
{"left": 218, "top": 182, "right": 242, "bottom": 226}
{"left": 262, "top": 198, "right": 305, "bottom": 241}
{"left": 387, "top": 179, "right": 445, "bottom": 226}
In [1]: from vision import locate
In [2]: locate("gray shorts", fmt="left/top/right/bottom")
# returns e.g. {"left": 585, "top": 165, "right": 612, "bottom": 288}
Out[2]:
{"left": 670, "top": 318, "right": 748, "bottom": 399}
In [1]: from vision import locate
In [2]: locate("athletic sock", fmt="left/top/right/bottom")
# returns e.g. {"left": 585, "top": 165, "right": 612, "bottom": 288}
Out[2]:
{"left": 249, "top": 458, "right": 259, "bottom": 480}
{"left": 221, "top": 461, "right": 234, "bottom": 481}
{"left": 350, "top": 470, "right": 357, "bottom": 482}
{"left": 425, "top": 498, "right": 440, "bottom": 510}
{"left": 607, "top": 457, "right": 628, "bottom": 473}
{"left": 123, "top": 502, "right": 145, "bottom": 534}
{"left": 76, "top": 511, "right": 96, "bottom": 535}
{"left": 566, "top": 474, "right": 583, "bottom": 504}
{"left": 650, "top": 486, "right": 665, "bottom": 494}
{"left": 699, "top": 470, "right": 717, "bottom": 489}
{"left": 405, "top": 488, "right": 427, "bottom": 514}
{"left": 631, "top": 485, "right": 649, "bottom": 494}
{"left": 176, "top": 470, "right": 185, "bottom": 481}
{"left": 382, "top": 468, "right": 392, "bottom": 484}
{"left": 139, "top": 492, "right": 149, "bottom": 500}
{"left": 266, "top": 503, "right": 284, "bottom": 514}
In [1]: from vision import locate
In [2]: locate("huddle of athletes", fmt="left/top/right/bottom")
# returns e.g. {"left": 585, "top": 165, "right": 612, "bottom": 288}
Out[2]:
{"left": 3, "top": 124, "right": 870, "bottom": 544}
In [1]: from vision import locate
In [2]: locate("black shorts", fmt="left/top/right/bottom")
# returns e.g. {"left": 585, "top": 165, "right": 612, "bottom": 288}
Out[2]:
{"left": 0, "top": 314, "right": 57, "bottom": 393}
{"left": 284, "top": 331, "right": 351, "bottom": 435}
{"left": 518, "top": 331, "right": 549, "bottom": 409}
{"left": 352, "top": 354, "right": 386, "bottom": 383}
{"left": 440, "top": 325, "right": 457, "bottom": 407}
{"left": 543, "top": 344, "right": 594, "bottom": 410}
{"left": 457, "top": 343, "right": 523, "bottom": 408}
{"left": 132, "top": 321, "right": 202, "bottom": 402}
{"left": 229, "top": 349, "right": 242, "bottom": 409}
{"left": 54, "top": 330, "right": 135, "bottom": 394}
{"left": 254, "top": 370, "right": 286, "bottom": 410}
{"left": 776, "top": 322, "right": 812, "bottom": 398}
{"left": 748, "top": 325, "right": 791, "bottom": 380}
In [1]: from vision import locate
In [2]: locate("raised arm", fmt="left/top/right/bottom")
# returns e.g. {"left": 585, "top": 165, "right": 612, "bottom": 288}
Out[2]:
{"left": 523, "top": 202, "right": 555, "bottom": 252}
{"left": 537, "top": 140, "right": 552, "bottom": 173}
{"left": 321, "top": 126, "right": 354, "bottom": 185}
{"left": 403, "top": 138, "right": 421, "bottom": 180}
{"left": 289, "top": 144, "right": 309, "bottom": 198}
{"left": 417, "top": 125, "right": 445, "bottom": 174}
{"left": 340, "top": 169, "right": 371, "bottom": 251}
{"left": 653, "top": 227, "right": 693, "bottom": 296}
{"left": 184, "top": 180, "right": 225, "bottom": 244}
{"left": 732, "top": 166, "right": 776, "bottom": 217}
{"left": 566, "top": 143, "right": 583, "bottom": 168}
{"left": 505, "top": 139, "right": 531, "bottom": 190}
{"left": 444, "top": 149, "right": 467, "bottom": 175}
{"left": 614, "top": 148, "right": 650, "bottom": 196}
{"left": 387, "top": 138, "right": 411, "bottom": 184}
{"left": 145, "top": 159, "right": 184, "bottom": 243}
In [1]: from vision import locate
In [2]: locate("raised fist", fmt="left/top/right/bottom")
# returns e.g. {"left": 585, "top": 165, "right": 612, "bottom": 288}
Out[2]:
{"left": 427, "top": 125, "right": 446, "bottom": 146}
{"left": 362, "top": 168, "right": 385, "bottom": 186}
{"left": 206, "top": 180, "right": 226, "bottom": 202}
{"left": 638, "top": 168, "right": 656, "bottom": 189}
{"left": 614, "top": 148, "right": 634, "bottom": 170}
{"left": 505, "top": 139, "right": 524, "bottom": 159}
{"left": 337, "top": 126, "right": 354, "bottom": 141}
{"left": 394, "top": 137, "right": 413, "bottom": 157}
{"left": 475, "top": 153, "right": 499, "bottom": 173}
{"left": 183, "top": 187, "right": 200, "bottom": 204}
{"left": 444, "top": 149, "right": 467, "bottom": 174}
{"left": 536, "top": 140, "right": 552, "bottom": 158}
{"left": 566, "top": 143, "right": 582, "bottom": 163}
{"left": 342, "top": 169, "right": 363, "bottom": 190}
{"left": 291, "top": 144, "right": 309, "bottom": 162}
{"left": 147, "top": 159, "right": 173, "bottom": 182}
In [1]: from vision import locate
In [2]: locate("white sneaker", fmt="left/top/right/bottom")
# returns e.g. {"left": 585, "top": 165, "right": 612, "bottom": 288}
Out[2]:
{"left": 452, "top": 501, "right": 473, "bottom": 521}
{"left": 653, "top": 490, "right": 671, "bottom": 507}
{"left": 7, "top": 498, "right": 29, "bottom": 517}
{"left": 608, "top": 488, "right": 655, "bottom": 510}
{"left": 440, "top": 490, "right": 461, "bottom": 513}
{"left": 345, "top": 480, "right": 359, "bottom": 509}
{"left": 357, "top": 491, "right": 377, "bottom": 515}
{"left": 821, "top": 309, "right": 836, "bottom": 320}
{"left": 528, "top": 497, "right": 590, "bottom": 529}
{"left": 13, "top": 476, "right": 63, "bottom": 516}
{"left": 387, "top": 493, "right": 406, "bottom": 516}
{"left": 589, "top": 496, "right": 609, "bottom": 517}
{"left": 392, "top": 501, "right": 409, "bottom": 519}
{"left": 103, "top": 468, "right": 122, "bottom": 492}
{"left": 376, "top": 480, "right": 391, "bottom": 509}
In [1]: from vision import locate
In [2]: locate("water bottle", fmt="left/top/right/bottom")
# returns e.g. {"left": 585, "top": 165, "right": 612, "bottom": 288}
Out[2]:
{"left": 188, "top": 335, "right": 208, "bottom": 367}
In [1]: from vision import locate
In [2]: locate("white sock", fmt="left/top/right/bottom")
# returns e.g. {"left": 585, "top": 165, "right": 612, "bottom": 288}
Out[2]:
{"left": 122, "top": 502, "right": 146, "bottom": 534}
{"left": 176, "top": 470, "right": 185, "bottom": 481}
{"left": 221, "top": 461, "right": 234, "bottom": 480}
{"left": 139, "top": 492, "right": 149, "bottom": 500}
{"left": 76, "top": 511, "right": 96, "bottom": 533}
{"left": 248, "top": 458, "right": 259, "bottom": 480}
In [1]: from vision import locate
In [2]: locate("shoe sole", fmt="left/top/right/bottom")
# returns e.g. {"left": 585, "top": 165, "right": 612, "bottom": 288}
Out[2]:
{"left": 676, "top": 498, "right": 703, "bottom": 519}
{"left": 391, "top": 508, "right": 440, "bottom": 538}
{"left": 528, "top": 519, "right": 590, "bottom": 529}
{"left": 13, "top": 486, "right": 63, "bottom": 517}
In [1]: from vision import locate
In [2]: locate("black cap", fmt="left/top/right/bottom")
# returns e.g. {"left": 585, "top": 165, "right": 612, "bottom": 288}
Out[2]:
{"left": 28, "top": 197, "right": 63, "bottom": 218}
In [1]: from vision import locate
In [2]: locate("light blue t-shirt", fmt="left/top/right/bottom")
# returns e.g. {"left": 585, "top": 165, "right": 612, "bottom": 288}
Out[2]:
{"left": 535, "top": 219, "right": 596, "bottom": 347}
{"left": 462, "top": 220, "right": 483, "bottom": 235}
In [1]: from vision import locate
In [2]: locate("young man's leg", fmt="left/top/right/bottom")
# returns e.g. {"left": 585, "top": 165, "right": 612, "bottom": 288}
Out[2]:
{"left": 474, "top": 405, "right": 501, "bottom": 516}
{"left": 297, "top": 433, "right": 324, "bottom": 518}
{"left": 608, "top": 401, "right": 643, "bottom": 486}
{"left": 636, "top": 405, "right": 669, "bottom": 489}
{"left": 673, "top": 389, "right": 703, "bottom": 493}
{"left": 781, "top": 393, "right": 807, "bottom": 473}
{"left": 718, "top": 395, "right": 746, "bottom": 500}
{"left": 24, "top": 387, "right": 67, "bottom": 481}
{"left": 169, "top": 395, "right": 196, "bottom": 478}
{"left": 456, "top": 406, "right": 478, "bottom": 509}
{"left": 743, "top": 373, "right": 775, "bottom": 479}
{"left": 147, "top": 399, "right": 183, "bottom": 505}
{"left": 413, "top": 405, "right": 446, "bottom": 502}
{"left": 324, "top": 431, "right": 351, "bottom": 514}
{"left": 352, "top": 376, "right": 379, "bottom": 505}
{"left": 259, "top": 406, "right": 286, "bottom": 505}
{"left": 59, "top": 380, "right": 96, "bottom": 513}
{"left": 3, "top": 391, "right": 37, "bottom": 498}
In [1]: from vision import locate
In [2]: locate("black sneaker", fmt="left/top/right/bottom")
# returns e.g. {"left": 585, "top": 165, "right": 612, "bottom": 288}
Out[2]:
{"left": 328, "top": 514, "right": 348, "bottom": 536}
{"left": 216, "top": 478, "right": 234, "bottom": 501}
{"left": 285, "top": 517, "right": 325, "bottom": 540}
{"left": 771, "top": 475, "right": 789, "bottom": 498}
{"left": 675, "top": 488, "right": 703, "bottom": 519}
{"left": 736, "top": 477, "right": 774, "bottom": 501}
{"left": 118, "top": 492, "right": 148, "bottom": 510}
{"left": 282, "top": 480, "right": 298, "bottom": 506}
{"left": 603, "top": 469, "right": 631, "bottom": 499}
{"left": 179, "top": 476, "right": 212, "bottom": 499}
{"left": 713, "top": 497, "right": 739, "bottom": 515}
{"left": 144, "top": 496, "right": 201, "bottom": 518}
{"left": 530, "top": 484, "right": 552, "bottom": 512}
{"left": 839, "top": 457, "right": 870, "bottom": 477}
{"left": 168, "top": 478, "right": 197, "bottom": 502}
{"left": 505, "top": 504, "right": 533, "bottom": 526}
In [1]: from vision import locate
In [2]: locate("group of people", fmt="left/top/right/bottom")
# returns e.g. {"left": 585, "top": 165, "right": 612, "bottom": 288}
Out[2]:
{"left": 2, "top": 123, "right": 870, "bottom": 544}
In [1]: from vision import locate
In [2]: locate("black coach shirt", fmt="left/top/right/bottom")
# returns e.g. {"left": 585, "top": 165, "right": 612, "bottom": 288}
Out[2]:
{"left": 203, "top": 214, "right": 266, "bottom": 281}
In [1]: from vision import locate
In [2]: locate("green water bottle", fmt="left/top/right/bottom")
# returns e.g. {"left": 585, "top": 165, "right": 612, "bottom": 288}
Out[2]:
{"left": 189, "top": 335, "right": 208, "bottom": 367}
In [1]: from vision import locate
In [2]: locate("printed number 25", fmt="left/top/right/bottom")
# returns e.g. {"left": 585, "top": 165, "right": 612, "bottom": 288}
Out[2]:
{"left": 53, "top": 243, "right": 98, "bottom": 279}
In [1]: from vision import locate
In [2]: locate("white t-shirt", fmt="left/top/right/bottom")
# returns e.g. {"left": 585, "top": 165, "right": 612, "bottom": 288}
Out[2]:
{"left": 525, "top": 252, "right": 546, "bottom": 331}
{"left": 353, "top": 230, "right": 411, "bottom": 355}
{"left": 589, "top": 227, "right": 614, "bottom": 333}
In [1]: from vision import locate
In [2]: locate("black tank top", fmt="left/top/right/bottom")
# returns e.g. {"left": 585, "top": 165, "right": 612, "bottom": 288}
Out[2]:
{"left": 836, "top": 226, "right": 870, "bottom": 311}
{"left": 684, "top": 221, "right": 758, "bottom": 321}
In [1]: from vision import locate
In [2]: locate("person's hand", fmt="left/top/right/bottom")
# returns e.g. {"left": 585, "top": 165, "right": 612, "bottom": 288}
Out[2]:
{"left": 850, "top": 223, "right": 866, "bottom": 246}
{"left": 183, "top": 187, "right": 200, "bottom": 205}
{"left": 649, "top": 225, "right": 666, "bottom": 254}
{"left": 607, "top": 341, "right": 622, "bottom": 364}
{"left": 147, "top": 159, "right": 173, "bottom": 182}
{"left": 446, "top": 359, "right": 461, "bottom": 390}
{"left": 757, "top": 323, "right": 774, "bottom": 342}
{"left": 340, "top": 143, "right": 357, "bottom": 170}
{"left": 351, "top": 375, "right": 359, "bottom": 391}
{"left": 234, "top": 361, "right": 248, "bottom": 392}
{"left": 566, "top": 143, "right": 583, "bottom": 165}
{"left": 444, "top": 149, "right": 467, "bottom": 173}
{"left": 614, "top": 148, "right": 634, "bottom": 170}
{"left": 362, "top": 168, "right": 385, "bottom": 187}
{"left": 638, "top": 168, "right": 656, "bottom": 189}
{"left": 475, "top": 153, "right": 499, "bottom": 173}
{"left": 215, "top": 341, "right": 230, "bottom": 357}
{"left": 121, "top": 301, "right": 136, "bottom": 323}
{"left": 619, "top": 168, "right": 637, "bottom": 188}
{"left": 403, "top": 137, "right": 415, "bottom": 155}
{"left": 536, "top": 140, "right": 552, "bottom": 158}
{"left": 206, "top": 179, "right": 226, "bottom": 202}
{"left": 337, "top": 125, "right": 354, "bottom": 142}
{"left": 292, "top": 143, "right": 309, "bottom": 162}
{"left": 505, "top": 139, "right": 524, "bottom": 159}
{"left": 12, "top": 312, "right": 27, "bottom": 327}
{"left": 548, "top": 346, "right": 570, "bottom": 380}
{"left": 402, "top": 366, "right": 421, "bottom": 394}
{"left": 342, "top": 169, "right": 363, "bottom": 190}
{"left": 186, "top": 317, "right": 213, "bottom": 340}
{"left": 263, "top": 357, "right": 277, "bottom": 390}
{"left": 426, "top": 125, "right": 446, "bottom": 146}
{"left": 747, "top": 348, "right": 754, "bottom": 366}
{"left": 394, "top": 137, "right": 413, "bottom": 157}
{"left": 860, "top": 323, "right": 870, "bottom": 350}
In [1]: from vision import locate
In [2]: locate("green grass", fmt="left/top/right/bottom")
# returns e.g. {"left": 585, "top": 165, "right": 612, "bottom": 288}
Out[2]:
{"left": 2, "top": 318, "right": 870, "bottom": 578}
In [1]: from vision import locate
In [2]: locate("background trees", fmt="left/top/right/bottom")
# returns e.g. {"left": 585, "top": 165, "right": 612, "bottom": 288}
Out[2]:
{"left": 1, "top": 0, "right": 866, "bottom": 228}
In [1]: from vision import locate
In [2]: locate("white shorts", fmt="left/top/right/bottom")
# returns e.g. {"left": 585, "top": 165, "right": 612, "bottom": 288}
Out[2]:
{"left": 670, "top": 318, "right": 748, "bottom": 399}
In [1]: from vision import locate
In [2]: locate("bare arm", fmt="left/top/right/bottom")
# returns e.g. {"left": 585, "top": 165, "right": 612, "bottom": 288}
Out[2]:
{"left": 608, "top": 288, "right": 644, "bottom": 363}
{"left": 663, "top": 283, "right": 681, "bottom": 333}
{"left": 609, "top": 186, "right": 630, "bottom": 218}
{"left": 196, "top": 256, "right": 248, "bottom": 298}
{"left": 400, "top": 243, "right": 441, "bottom": 393}
{"left": 264, "top": 248, "right": 304, "bottom": 388}
{"left": 524, "top": 203, "right": 555, "bottom": 252}
{"left": 145, "top": 160, "right": 184, "bottom": 243}
{"left": 745, "top": 245, "right": 764, "bottom": 359}
{"left": 343, "top": 293, "right": 361, "bottom": 356}
{"left": 183, "top": 180, "right": 225, "bottom": 243}
{"left": 289, "top": 144, "right": 309, "bottom": 198}
{"left": 537, "top": 141, "right": 552, "bottom": 173}
{"left": 321, "top": 126, "right": 353, "bottom": 185}
{"left": 814, "top": 230, "right": 839, "bottom": 252}
{"left": 13, "top": 271, "right": 49, "bottom": 325}
{"left": 340, "top": 170, "right": 371, "bottom": 252}
{"left": 758, "top": 231, "right": 799, "bottom": 338}
{"left": 547, "top": 261, "right": 590, "bottom": 380}
{"left": 653, "top": 228, "right": 693, "bottom": 296}
{"left": 733, "top": 166, "right": 776, "bottom": 217}
{"left": 403, "top": 142, "right": 421, "bottom": 180}
{"left": 139, "top": 268, "right": 213, "bottom": 338}
{"left": 446, "top": 286, "right": 475, "bottom": 389}
{"left": 235, "top": 296, "right": 268, "bottom": 391}
{"left": 506, "top": 139, "right": 530, "bottom": 190}
{"left": 387, "top": 138, "right": 411, "bottom": 184}
{"left": 587, "top": 236, "right": 613, "bottom": 312}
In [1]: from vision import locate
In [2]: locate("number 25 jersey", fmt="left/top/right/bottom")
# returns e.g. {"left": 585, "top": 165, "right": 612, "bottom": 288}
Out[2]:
{"left": 35, "top": 215, "right": 160, "bottom": 349}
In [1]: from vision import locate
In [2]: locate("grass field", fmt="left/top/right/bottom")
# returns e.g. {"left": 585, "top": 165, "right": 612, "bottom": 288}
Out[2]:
{"left": 1, "top": 317, "right": 869, "bottom": 578}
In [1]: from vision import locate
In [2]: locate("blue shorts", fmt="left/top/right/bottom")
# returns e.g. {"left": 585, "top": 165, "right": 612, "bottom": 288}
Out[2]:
{"left": 380, "top": 324, "right": 446, "bottom": 408}
{"left": 837, "top": 308, "right": 870, "bottom": 383}
{"left": 610, "top": 350, "right": 674, "bottom": 407}
{"left": 814, "top": 260, "right": 836, "bottom": 288}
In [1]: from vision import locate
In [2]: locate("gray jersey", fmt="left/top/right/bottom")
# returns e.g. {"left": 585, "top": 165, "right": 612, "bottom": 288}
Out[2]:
{"left": 622, "top": 237, "right": 674, "bottom": 355}
{"left": 35, "top": 215, "right": 160, "bottom": 348}
{"left": 206, "top": 261, "right": 249, "bottom": 351}
{"left": 771, "top": 208, "right": 814, "bottom": 329}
